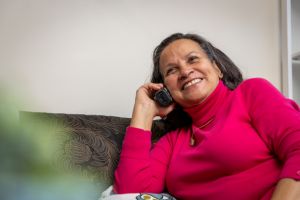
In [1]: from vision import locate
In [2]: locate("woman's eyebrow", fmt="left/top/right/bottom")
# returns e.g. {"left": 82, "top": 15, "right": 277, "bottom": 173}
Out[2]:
{"left": 165, "top": 63, "right": 177, "bottom": 69}
{"left": 186, "top": 51, "right": 200, "bottom": 57}
{"left": 161, "top": 58, "right": 177, "bottom": 68}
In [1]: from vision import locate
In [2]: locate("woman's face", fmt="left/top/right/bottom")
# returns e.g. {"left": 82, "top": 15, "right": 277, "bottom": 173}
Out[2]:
{"left": 159, "top": 39, "right": 222, "bottom": 108}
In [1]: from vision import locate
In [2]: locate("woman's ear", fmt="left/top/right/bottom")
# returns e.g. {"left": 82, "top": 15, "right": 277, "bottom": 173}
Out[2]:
{"left": 213, "top": 62, "right": 223, "bottom": 79}
{"left": 219, "top": 72, "right": 223, "bottom": 79}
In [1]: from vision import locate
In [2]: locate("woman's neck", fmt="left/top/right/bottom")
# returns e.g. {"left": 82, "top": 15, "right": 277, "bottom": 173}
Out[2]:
{"left": 183, "top": 80, "right": 229, "bottom": 128}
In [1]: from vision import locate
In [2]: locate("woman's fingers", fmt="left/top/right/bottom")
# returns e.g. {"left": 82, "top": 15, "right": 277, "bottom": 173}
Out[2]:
{"left": 139, "top": 83, "right": 164, "bottom": 96}
{"left": 143, "top": 83, "right": 164, "bottom": 90}
{"left": 133, "top": 82, "right": 176, "bottom": 118}
{"left": 136, "top": 83, "right": 164, "bottom": 101}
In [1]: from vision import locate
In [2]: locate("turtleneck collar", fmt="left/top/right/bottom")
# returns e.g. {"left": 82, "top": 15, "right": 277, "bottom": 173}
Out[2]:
{"left": 183, "top": 80, "right": 230, "bottom": 128}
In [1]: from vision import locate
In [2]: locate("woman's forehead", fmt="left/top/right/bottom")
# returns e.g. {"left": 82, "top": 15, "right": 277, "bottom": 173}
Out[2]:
{"left": 160, "top": 39, "right": 205, "bottom": 63}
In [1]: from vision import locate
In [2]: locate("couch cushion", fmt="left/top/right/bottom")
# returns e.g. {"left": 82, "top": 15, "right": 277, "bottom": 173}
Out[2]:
{"left": 19, "top": 111, "right": 169, "bottom": 191}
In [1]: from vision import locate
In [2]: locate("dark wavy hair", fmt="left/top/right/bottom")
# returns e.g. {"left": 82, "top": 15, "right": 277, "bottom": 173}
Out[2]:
{"left": 151, "top": 33, "right": 243, "bottom": 130}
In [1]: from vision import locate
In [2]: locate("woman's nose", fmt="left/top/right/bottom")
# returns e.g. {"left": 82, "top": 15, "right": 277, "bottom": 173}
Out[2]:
{"left": 179, "top": 65, "right": 193, "bottom": 80}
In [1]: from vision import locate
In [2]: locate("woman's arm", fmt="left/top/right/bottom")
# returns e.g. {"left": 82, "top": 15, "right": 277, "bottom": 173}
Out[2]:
{"left": 240, "top": 78, "right": 300, "bottom": 197}
{"left": 271, "top": 178, "right": 300, "bottom": 200}
{"left": 114, "top": 83, "right": 175, "bottom": 193}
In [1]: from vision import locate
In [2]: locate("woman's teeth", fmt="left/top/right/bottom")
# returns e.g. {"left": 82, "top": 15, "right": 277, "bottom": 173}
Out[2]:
{"left": 183, "top": 78, "right": 202, "bottom": 90}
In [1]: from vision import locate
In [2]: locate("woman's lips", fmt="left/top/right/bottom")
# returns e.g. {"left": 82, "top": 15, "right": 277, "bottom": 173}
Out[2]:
{"left": 182, "top": 78, "right": 203, "bottom": 90}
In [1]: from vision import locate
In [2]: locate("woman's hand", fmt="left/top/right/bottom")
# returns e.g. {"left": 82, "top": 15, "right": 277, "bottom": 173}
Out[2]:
{"left": 271, "top": 178, "right": 300, "bottom": 200}
{"left": 130, "top": 83, "right": 175, "bottom": 130}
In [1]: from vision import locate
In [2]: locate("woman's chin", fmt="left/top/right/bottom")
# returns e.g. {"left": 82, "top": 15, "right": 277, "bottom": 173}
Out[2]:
{"left": 180, "top": 98, "right": 204, "bottom": 108}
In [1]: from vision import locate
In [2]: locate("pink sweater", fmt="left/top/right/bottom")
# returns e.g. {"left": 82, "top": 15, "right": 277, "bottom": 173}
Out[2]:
{"left": 114, "top": 78, "right": 300, "bottom": 200}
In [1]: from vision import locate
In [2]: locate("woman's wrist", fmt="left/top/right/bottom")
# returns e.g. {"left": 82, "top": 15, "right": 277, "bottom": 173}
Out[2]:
{"left": 130, "top": 103, "right": 156, "bottom": 131}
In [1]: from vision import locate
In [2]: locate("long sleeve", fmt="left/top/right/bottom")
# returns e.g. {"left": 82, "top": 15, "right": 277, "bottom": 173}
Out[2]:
{"left": 113, "top": 126, "right": 175, "bottom": 193}
{"left": 241, "top": 78, "right": 300, "bottom": 180}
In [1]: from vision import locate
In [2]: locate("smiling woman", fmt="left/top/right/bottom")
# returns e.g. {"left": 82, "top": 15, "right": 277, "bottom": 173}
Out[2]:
{"left": 150, "top": 33, "right": 243, "bottom": 129}
{"left": 159, "top": 39, "right": 223, "bottom": 107}
{"left": 112, "top": 33, "right": 300, "bottom": 200}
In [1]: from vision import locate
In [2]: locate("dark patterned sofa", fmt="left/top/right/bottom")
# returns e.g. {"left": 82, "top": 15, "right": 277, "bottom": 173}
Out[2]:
{"left": 19, "top": 111, "right": 170, "bottom": 194}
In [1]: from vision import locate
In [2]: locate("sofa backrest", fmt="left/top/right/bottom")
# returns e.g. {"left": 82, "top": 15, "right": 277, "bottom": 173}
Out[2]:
{"left": 19, "top": 111, "right": 169, "bottom": 191}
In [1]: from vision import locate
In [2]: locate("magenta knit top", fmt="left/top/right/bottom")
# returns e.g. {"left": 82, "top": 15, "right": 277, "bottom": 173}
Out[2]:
{"left": 114, "top": 78, "right": 300, "bottom": 200}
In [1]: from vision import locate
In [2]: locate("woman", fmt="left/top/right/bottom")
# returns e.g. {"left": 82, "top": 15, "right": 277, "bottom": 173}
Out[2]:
{"left": 113, "top": 33, "right": 300, "bottom": 199}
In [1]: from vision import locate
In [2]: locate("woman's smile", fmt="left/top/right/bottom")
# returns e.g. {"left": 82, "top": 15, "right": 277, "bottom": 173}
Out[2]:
{"left": 182, "top": 78, "right": 203, "bottom": 90}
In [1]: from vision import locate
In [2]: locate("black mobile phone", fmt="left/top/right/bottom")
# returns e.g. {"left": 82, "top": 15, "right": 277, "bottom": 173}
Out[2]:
{"left": 154, "top": 87, "right": 173, "bottom": 107}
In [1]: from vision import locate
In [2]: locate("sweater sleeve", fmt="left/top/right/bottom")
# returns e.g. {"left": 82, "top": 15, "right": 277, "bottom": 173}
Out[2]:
{"left": 113, "top": 126, "right": 175, "bottom": 193}
{"left": 241, "top": 78, "right": 300, "bottom": 180}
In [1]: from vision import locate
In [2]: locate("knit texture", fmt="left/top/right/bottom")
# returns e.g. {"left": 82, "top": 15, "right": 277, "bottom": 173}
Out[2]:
{"left": 114, "top": 78, "right": 300, "bottom": 200}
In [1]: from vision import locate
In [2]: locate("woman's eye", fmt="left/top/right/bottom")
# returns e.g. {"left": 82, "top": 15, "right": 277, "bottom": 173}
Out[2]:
{"left": 188, "top": 56, "right": 199, "bottom": 63}
{"left": 166, "top": 68, "right": 176, "bottom": 76}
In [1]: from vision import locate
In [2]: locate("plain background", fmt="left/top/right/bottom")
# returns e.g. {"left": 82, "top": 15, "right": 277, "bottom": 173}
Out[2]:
{"left": 292, "top": 0, "right": 300, "bottom": 103}
{"left": 0, "top": 0, "right": 281, "bottom": 117}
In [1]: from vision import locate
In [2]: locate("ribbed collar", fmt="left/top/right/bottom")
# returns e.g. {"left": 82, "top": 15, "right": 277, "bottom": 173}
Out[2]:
{"left": 183, "top": 80, "right": 230, "bottom": 128}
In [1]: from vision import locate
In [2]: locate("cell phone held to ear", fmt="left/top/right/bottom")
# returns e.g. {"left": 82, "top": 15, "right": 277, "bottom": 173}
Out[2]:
{"left": 154, "top": 87, "right": 173, "bottom": 107}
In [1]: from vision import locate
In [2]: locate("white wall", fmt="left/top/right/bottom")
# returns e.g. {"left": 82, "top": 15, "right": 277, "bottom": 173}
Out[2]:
{"left": 0, "top": 0, "right": 280, "bottom": 117}
{"left": 292, "top": 0, "right": 300, "bottom": 54}
{"left": 292, "top": 0, "right": 300, "bottom": 103}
